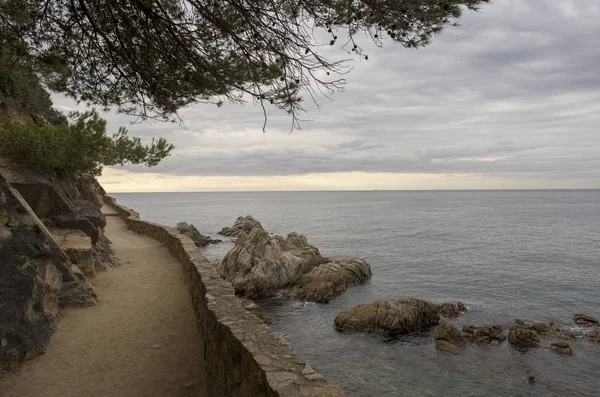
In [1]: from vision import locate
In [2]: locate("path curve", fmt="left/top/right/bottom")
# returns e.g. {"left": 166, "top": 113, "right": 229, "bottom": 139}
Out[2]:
{"left": 0, "top": 207, "right": 206, "bottom": 397}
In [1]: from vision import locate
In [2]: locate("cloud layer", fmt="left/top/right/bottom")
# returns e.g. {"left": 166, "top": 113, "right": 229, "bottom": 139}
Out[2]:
{"left": 54, "top": 0, "right": 600, "bottom": 190}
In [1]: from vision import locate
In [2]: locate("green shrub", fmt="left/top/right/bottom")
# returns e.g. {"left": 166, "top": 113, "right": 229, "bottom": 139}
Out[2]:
{"left": 0, "top": 110, "right": 173, "bottom": 175}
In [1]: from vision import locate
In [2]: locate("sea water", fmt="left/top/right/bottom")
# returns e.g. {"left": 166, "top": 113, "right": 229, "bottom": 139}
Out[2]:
{"left": 112, "top": 190, "right": 600, "bottom": 397}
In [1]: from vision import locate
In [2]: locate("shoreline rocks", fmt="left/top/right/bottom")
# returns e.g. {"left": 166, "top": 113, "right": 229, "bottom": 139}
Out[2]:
{"left": 461, "top": 325, "right": 506, "bottom": 345}
{"left": 176, "top": 222, "right": 221, "bottom": 247}
{"left": 574, "top": 313, "right": 599, "bottom": 326}
{"left": 586, "top": 330, "right": 600, "bottom": 342}
{"left": 219, "top": 215, "right": 262, "bottom": 237}
{"left": 508, "top": 321, "right": 541, "bottom": 349}
{"left": 334, "top": 298, "right": 440, "bottom": 334}
{"left": 550, "top": 340, "right": 573, "bottom": 355}
{"left": 433, "top": 320, "right": 466, "bottom": 353}
{"left": 292, "top": 258, "right": 372, "bottom": 303}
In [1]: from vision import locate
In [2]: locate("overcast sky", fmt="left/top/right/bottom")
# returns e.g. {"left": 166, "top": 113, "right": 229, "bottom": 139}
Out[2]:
{"left": 55, "top": 0, "right": 600, "bottom": 192}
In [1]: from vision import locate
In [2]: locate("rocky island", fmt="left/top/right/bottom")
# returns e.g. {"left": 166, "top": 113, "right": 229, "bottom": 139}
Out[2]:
{"left": 215, "top": 219, "right": 372, "bottom": 302}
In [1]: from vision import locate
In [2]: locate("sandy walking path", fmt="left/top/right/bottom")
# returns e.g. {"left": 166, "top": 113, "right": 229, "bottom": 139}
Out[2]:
{"left": 0, "top": 208, "right": 206, "bottom": 397}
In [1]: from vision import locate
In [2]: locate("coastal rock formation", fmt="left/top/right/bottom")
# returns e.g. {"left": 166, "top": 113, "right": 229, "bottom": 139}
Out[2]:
{"left": 437, "top": 301, "right": 468, "bottom": 317}
{"left": 215, "top": 226, "right": 328, "bottom": 297}
{"left": 219, "top": 215, "right": 262, "bottom": 237}
{"left": 49, "top": 228, "right": 96, "bottom": 276}
{"left": 176, "top": 222, "right": 221, "bottom": 247}
{"left": 550, "top": 340, "right": 573, "bottom": 355}
{"left": 574, "top": 313, "right": 599, "bottom": 326}
{"left": 531, "top": 321, "right": 550, "bottom": 334}
{"left": 433, "top": 320, "right": 466, "bottom": 353}
{"left": 586, "top": 330, "right": 600, "bottom": 342}
{"left": 334, "top": 298, "right": 440, "bottom": 334}
{"left": 0, "top": 156, "right": 106, "bottom": 244}
{"left": 1, "top": 176, "right": 97, "bottom": 370}
{"left": 508, "top": 321, "right": 541, "bottom": 349}
{"left": 461, "top": 325, "right": 506, "bottom": 345}
{"left": 292, "top": 258, "right": 372, "bottom": 303}
{"left": 546, "top": 320, "right": 577, "bottom": 340}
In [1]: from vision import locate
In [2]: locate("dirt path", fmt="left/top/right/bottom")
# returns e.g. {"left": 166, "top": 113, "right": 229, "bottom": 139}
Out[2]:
{"left": 0, "top": 208, "right": 206, "bottom": 397}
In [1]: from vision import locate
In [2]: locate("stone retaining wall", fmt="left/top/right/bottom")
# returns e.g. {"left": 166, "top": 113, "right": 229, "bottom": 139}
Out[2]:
{"left": 104, "top": 196, "right": 344, "bottom": 397}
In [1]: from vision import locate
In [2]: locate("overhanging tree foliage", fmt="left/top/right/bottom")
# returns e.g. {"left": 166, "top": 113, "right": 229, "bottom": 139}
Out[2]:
{"left": 1, "top": 0, "right": 489, "bottom": 130}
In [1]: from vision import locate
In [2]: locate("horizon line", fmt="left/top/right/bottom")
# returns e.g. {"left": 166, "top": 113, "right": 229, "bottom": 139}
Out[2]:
{"left": 107, "top": 188, "right": 600, "bottom": 194}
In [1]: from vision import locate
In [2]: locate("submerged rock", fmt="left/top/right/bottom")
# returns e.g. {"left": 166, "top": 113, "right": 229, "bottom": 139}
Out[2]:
{"left": 292, "top": 258, "right": 372, "bottom": 303}
{"left": 215, "top": 226, "right": 328, "bottom": 297}
{"left": 176, "top": 222, "right": 221, "bottom": 247}
{"left": 508, "top": 322, "right": 541, "bottom": 349}
{"left": 437, "top": 301, "right": 468, "bottom": 317}
{"left": 586, "top": 330, "right": 600, "bottom": 342}
{"left": 334, "top": 298, "right": 440, "bottom": 334}
{"left": 574, "top": 313, "right": 599, "bottom": 326}
{"left": 461, "top": 325, "right": 506, "bottom": 345}
{"left": 219, "top": 215, "right": 262, "bottom": 237}
{"left": 524, "top": 371, "right": 536, "bottom": 384}
{"left": 550, "top": 339, "right": 573, "bottom": 355}
{"left": 434, "top": 320, "right": 466, "bottom": 353}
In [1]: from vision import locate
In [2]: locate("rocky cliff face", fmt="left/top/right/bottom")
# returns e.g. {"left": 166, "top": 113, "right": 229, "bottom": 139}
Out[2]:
{"left": 0, "top": 157, "right": 112, "bottom": 371}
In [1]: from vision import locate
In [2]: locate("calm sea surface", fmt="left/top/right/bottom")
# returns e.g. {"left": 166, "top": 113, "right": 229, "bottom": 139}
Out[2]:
{"left": 112, "top": 190, "right": 600, "bottom": 397}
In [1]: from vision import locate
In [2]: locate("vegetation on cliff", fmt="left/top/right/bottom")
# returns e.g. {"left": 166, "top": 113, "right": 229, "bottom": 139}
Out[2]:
{"left": 0, "top": 110, "right": 173, "bottom": 176}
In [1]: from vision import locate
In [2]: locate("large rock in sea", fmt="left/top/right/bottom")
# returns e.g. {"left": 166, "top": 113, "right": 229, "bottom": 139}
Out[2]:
{"left": 508, "top": 321, "right": 541, "bottom": 349}
{"left": 461, "top": 325, "right": 506, "bottom": 345}
{"left": 433, "top": 320, "right": 466, "bottom": 353}
{"left": 215, "top": 226, "right": 329, "bottom": 297}
{"left": 292, "top": 258, "right": 372, "bottom": 303}
{"left": 219, "top": 215, "right": 262, "bottom": 237}
{"left": 1, "top": 176, "right": 97, "bottom": 370}
{"left": 176, "top": 222, "right": 221, "bottom": 247}
{"left": 334, "top": 298, "right": 440, "bottom": 334}
{"left": 574, "top": 313, "right": 599, "bottom": 326}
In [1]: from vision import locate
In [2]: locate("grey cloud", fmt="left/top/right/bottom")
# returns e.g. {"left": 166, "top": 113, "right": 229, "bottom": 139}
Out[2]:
{"left": 53, "top": 0, "right": 600, "bottom": 185}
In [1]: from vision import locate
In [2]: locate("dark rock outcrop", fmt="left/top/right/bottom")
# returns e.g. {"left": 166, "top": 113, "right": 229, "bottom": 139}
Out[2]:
{"left": 215, "top": 226, "right": 328, "bottom": 297}
{"left": 1, "top": 176, "right": 96, "bottom": 370}
{"left": 574, "top": 313, "right": 599, "bottom": 326}
{"left": 433, "top": 320, "right": 465, "bottom": 353}
{"left": 334, "top": 298, "right": 440, "bottom": 334}
{"left": 176, "top": 222, "right": 221, "bottom": 247}
{"left": 550, "top": 340, "right": 573, "bottom": 355}
{"left": 508, "top": 321, "right": 541, "bottom": 349}
{"left": 0, "top": 157, "right": 105, "bottom": 244}
{"left": 93, "top": 233, "right": 118, "bottom": 271}
{"left": 219, "top": 215, "right": 262, "bottom": 237}
{"left": 461, "top": 325, "right": 506, "bottom": 345}
{"left": 292, "top": 258, "right": 372, "bottom": 303}
{"left": 437, "top": 301, "right": 468, "bottom": 317}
